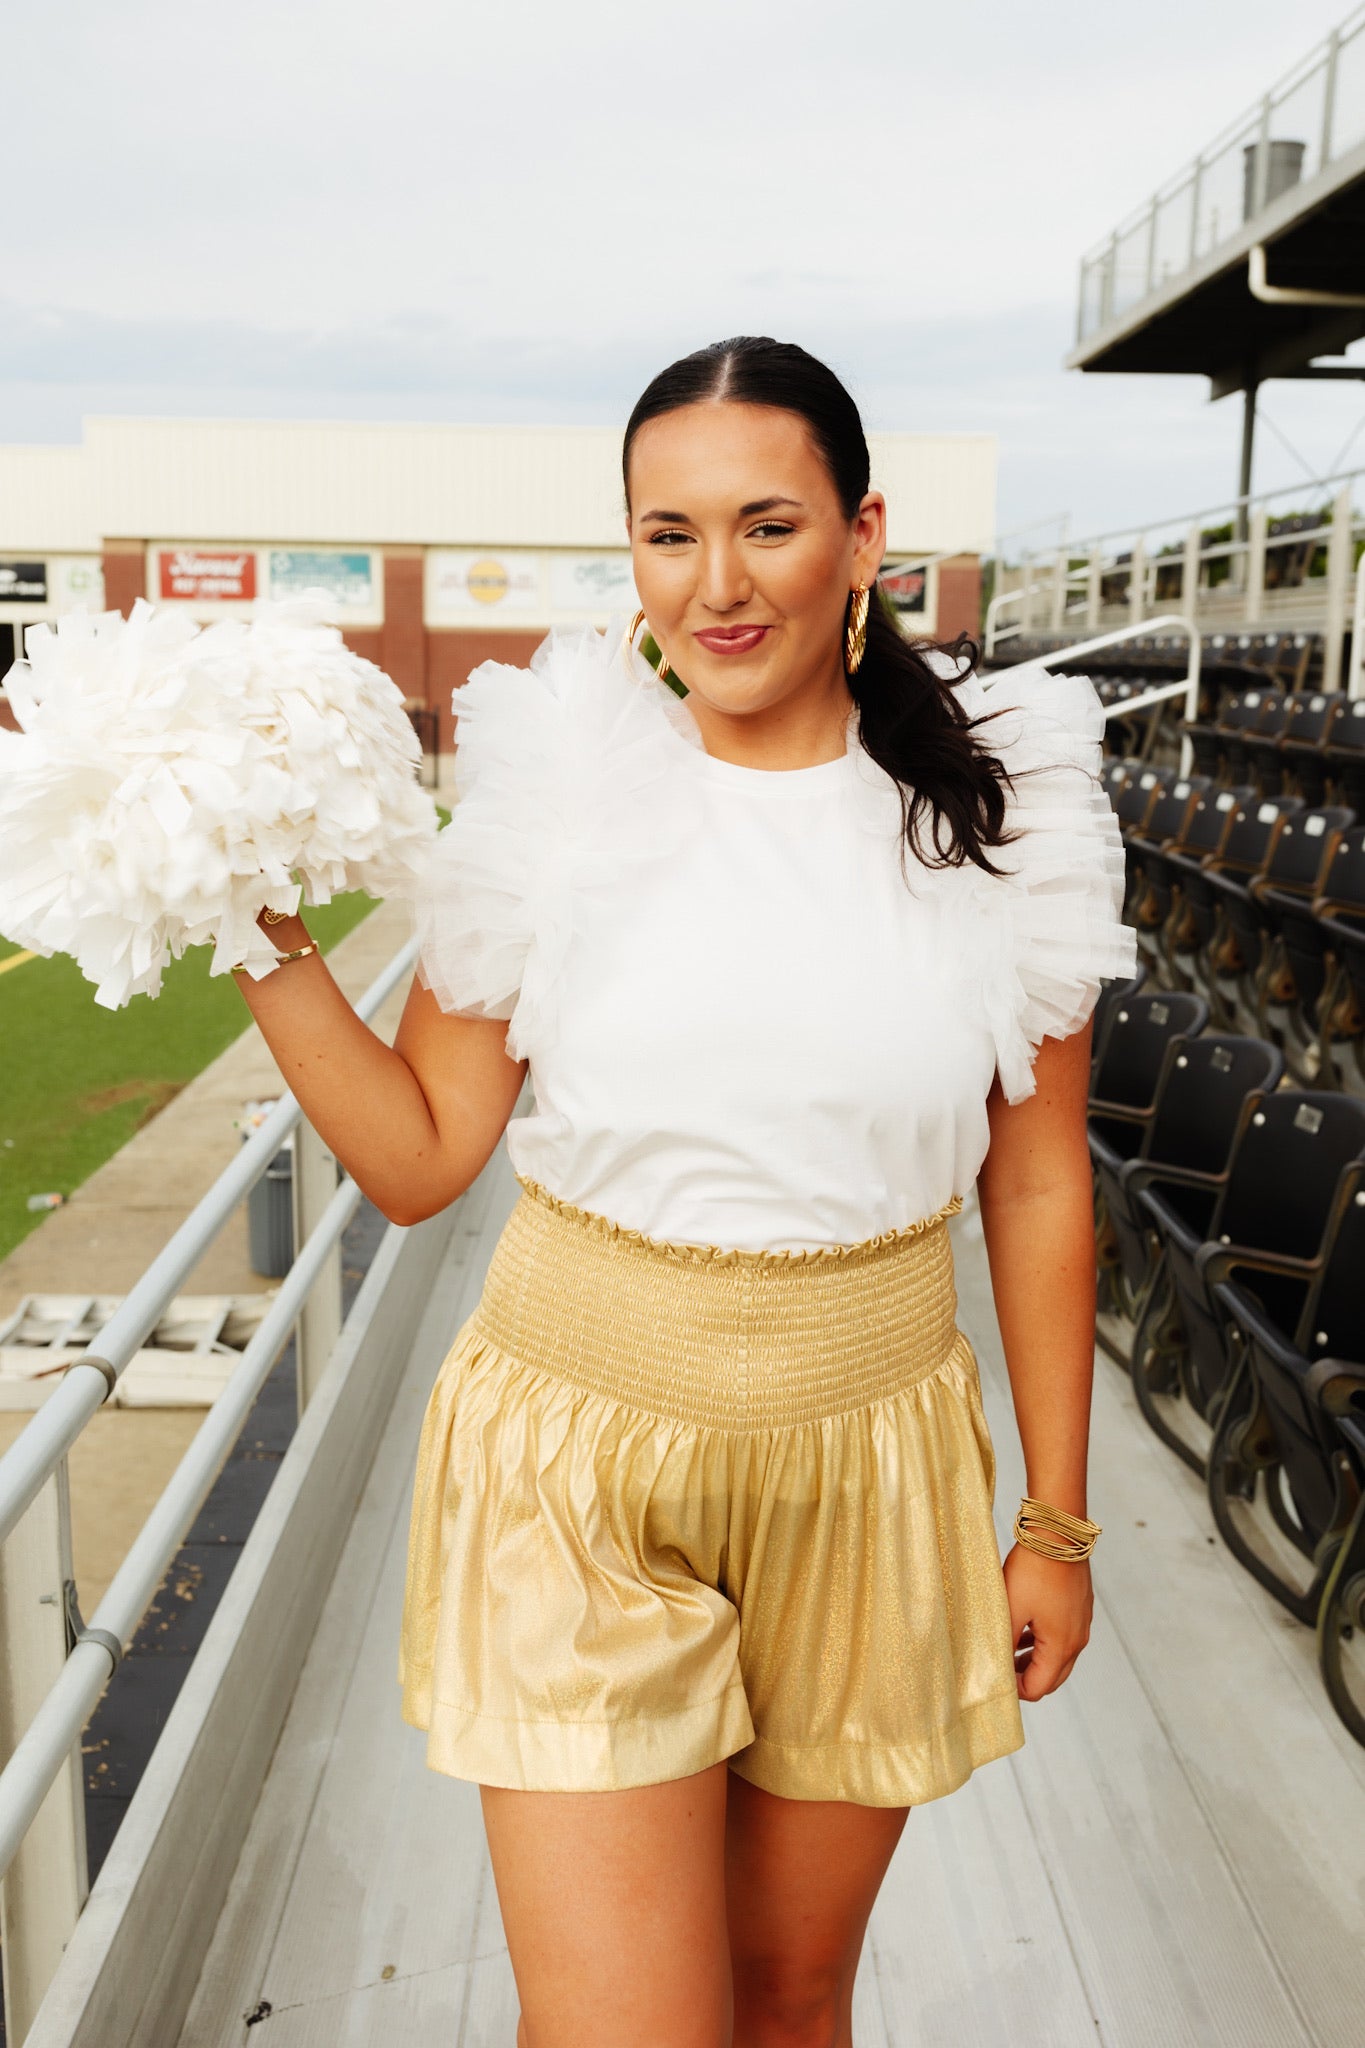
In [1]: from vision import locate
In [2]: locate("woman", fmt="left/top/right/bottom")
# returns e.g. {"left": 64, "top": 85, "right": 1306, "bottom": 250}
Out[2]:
{"left": 234, "top": 337, "right": 1135, "bottom": 2048}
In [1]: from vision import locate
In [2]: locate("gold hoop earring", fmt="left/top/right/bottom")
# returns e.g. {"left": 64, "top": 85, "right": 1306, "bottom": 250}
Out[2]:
{"left": 626, "top": 608, "right": 671, "bottom": 685}
{"left": 845, "top": 583, "right": 871, "bottom": 675}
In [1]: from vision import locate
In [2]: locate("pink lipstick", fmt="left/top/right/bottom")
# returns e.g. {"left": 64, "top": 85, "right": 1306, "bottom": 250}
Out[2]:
{"left": 693, "top": 625, "right": 771, "bottom": 656}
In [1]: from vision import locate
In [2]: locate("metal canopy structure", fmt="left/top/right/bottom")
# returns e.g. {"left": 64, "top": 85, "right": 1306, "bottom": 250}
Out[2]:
{"left": 1068, "top": 8, "right": 1365, "bottom": 399}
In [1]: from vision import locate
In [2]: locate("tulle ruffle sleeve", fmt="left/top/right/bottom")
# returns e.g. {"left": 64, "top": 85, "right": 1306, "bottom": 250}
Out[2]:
{"left": 414, "top": 622, "right": 690, "bottom": 1061}
{"left": 951, "top": 665, "right": 1137, "bottom": 1104}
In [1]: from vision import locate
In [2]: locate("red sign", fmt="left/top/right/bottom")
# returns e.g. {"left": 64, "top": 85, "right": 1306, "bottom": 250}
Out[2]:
{"left": 157, "top": 549, "right": 257, "bottom": 602}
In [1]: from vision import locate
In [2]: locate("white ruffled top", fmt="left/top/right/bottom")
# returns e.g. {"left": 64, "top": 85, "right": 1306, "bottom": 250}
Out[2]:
{"left": 416, "top": 622, "right": 1136, "bottom": 1253}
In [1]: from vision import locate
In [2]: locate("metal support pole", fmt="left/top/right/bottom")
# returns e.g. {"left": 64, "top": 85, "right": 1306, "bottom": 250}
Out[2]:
{"left": 1144, "top": 198, "right": 1158, "bottom": 296}
{"left": 1019, "top": 550, "right": 1033, "bottom": 633}
{"left": 1323, "top": 484, "right": 1355, "bottom": 693}
{"left": 1237, "top": 382, "right": 1258, "bottom": 551}
{"left": 1252, "top": 93, "right": 1272, "bottom": 217}
{"left": 293, "top": 1122, "right": 342, "bottom": 1412}
{"left": 0, "top": 1464, "right": 88, "bottom": 2046}
{"left": 1246, "top": 504, "right": 1268, "bottom": 625}
{"left": 1086, "top": 545, "right": 1102, "bottom": 631}
{"left": 1182, "top": 523, "right": 1203, "bottom": 626}
{"left": 1129, "top": 538, "right": 1147, "bottom": 628}
{"left": 1348, "top": 548, "right": 1365, "bottom": 702}
{"left": 1050, "top": 548, "right": 1067, "bottom": 631}
{"left": 1321, "top": 29, "right": 1340, "bottom": 169}
{"left": 1189, "top": 158, "right": 1204, "bottom": 265}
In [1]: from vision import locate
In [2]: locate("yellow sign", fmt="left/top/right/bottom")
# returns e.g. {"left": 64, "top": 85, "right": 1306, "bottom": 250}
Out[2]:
{"left": 467, "top": 559, "right": 510, "bottom": 605}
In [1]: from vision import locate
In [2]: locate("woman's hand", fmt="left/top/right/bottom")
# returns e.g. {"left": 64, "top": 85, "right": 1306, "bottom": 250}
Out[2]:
{"left": 1003, "top": 1543, "right": 1093, "bottom": 1701}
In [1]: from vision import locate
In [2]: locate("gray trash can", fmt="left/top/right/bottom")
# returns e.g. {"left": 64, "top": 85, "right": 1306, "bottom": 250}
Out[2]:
{"left": 248, "top": 1137, "right": 294, "bottom": 1278}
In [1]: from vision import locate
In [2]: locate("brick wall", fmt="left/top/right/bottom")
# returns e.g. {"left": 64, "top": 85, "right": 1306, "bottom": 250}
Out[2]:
{"left": 102, "top": 545, "right": 147, "bottom": 618}
{"left": 934, "top": 555, "right": 982, "bottom": 645}
{"left": 380, "top": 551, "right": 426, "bottom": 706}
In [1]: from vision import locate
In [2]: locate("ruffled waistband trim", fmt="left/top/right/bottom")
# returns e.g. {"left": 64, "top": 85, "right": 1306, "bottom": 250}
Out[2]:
{"left": 515, "top": 1175, "right": 963, "bottom": 1268}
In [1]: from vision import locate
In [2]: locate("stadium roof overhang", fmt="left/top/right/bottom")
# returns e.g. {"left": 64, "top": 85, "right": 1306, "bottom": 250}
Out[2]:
{"left": 1066, "top": 135, "right": 1365, "bottom": 398}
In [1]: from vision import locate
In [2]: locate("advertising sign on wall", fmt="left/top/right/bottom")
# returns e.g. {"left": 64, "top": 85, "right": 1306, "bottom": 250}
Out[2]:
{"left": 0, "top": 561, "right": 47, "bottom": 603}
{"left": 0, "top": 557, "right": 104, "bottom": 619}
{"left": 426, "top": 550, "right": 542, "bottom": 622}
{"left": 548, "top": 552, "right": 639, "bottom": 614}
{"left": 50, "top": 557, "right": 104, "bottom": 613}
{"left": 267, "top": 548, "right": 377, "bottom": 614}
{"left": 881, "top": 562, "right": 929, "bottom": 613}
{"left": 426, "top": 549, "right": 638, "bottom": 627}
{"left": 157, "top": 548, "right": 257, "bottom": 603}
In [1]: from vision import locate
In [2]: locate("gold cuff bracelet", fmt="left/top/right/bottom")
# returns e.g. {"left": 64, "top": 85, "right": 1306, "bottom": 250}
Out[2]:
{"left": 1013, "top": 1496, "right": 1101, "bottom": 1562}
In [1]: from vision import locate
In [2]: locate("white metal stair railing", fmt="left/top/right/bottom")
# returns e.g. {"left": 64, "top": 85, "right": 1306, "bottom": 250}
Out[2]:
{"left": 0, "top": 935, "right": 417, "bottom": 2047}
{"left": 988, "top": 469, "right": 1363, "bottom": 685}
{"left": 984, "top": 613, "right": 1203, "bottom": 774}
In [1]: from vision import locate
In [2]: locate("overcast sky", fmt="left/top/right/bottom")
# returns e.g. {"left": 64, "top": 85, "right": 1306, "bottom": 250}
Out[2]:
{"left": 6, "top": 0, "right": 1364, "bottom": 542}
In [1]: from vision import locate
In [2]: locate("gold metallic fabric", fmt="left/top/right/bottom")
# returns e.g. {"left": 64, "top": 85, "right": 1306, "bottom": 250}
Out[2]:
{"left": 399, "top": 1179, "right": 1024, "bottom": 1806}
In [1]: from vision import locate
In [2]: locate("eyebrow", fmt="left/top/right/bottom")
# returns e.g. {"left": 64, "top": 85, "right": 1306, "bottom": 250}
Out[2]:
{"left": 638, "top": 496, "right": 804, "bottom": 523}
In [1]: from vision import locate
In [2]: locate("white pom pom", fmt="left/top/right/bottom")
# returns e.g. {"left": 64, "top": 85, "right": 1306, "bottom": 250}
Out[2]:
{"left": 0, "top": 595, "right": 438, "bottom": 1006}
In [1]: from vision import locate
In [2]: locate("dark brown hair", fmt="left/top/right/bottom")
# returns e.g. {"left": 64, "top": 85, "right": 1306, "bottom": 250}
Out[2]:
{"left": 623, "top": 336, "right": 1012, "bottom": 873}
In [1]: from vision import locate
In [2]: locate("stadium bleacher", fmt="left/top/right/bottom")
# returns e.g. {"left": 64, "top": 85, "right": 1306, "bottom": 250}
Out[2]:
{"left": 1080, "top": 649, "right": 1365, "bottom": 1752}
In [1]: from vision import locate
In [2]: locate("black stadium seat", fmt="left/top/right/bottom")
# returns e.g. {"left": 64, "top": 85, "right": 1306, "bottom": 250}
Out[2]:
{"left": 1095, "top": 1032, "right": 1282, "bottom": 1322}
{"left": 1325, "top": 699, "right": 1365, "bottom": 812}
{"left": 1207, "top": 1168, "right": 1365, "bottom": 1625}
{"left": 1314, "top": 827, "right": 1365, "bottom": 1086}
{"left": 1204, "top": 803, "right": 1353, "bottom": 1025}
{"left": 1177, "top": 793, "right": 1302, "bottom": 1013}
{"left": 1088, "top": 988, "right": 1209, "bottom": 1169}
{"left": 1130, "top": 1089, "right": 1365, "bottom": 1473}
{"left": 1278, "top": 690, "right": 1343, "bottom": 805}
{"left": 1125, "top": 775, "right": 1211, "bottom": 948}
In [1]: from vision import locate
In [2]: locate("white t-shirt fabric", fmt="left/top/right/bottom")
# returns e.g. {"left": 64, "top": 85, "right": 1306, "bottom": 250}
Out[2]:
{"left": 416, "top": 621, "right": 1136, "bottom": 1253}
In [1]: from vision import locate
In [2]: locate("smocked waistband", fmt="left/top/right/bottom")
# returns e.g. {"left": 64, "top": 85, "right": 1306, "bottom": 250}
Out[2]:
{"left": 471, "top": 1180, "right": 965, "bottom": 1432}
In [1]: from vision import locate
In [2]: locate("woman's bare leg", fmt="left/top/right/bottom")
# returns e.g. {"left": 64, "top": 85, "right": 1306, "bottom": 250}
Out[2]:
{"left": 724, "top": 1772, "right": 909, "bottom": 2048}
{"left": 481, "top": 1762, "right": 731, "bottom": 2048}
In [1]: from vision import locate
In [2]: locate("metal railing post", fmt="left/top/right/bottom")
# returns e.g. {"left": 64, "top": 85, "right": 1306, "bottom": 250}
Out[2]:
{"left": 1189, "top": 156, "right": 1204, "bottom": 264}
{"left": 1347, "top": 547, "right": 1365, "bottom": 702}
{"left": 1129, "top": 538, "right": 1147, "bottom": 628}
{"left": 1321, "top": 29, "right": 1340, "bottom": 168}
{"left": 1019, "top": 550, "right": 1034, "bottom": 633}
{"left": 1050, "top": 549, "right": 1068, "bottom": 631}
{"left": 1086, "top": 545, "right": 1102, "bottom": 631}
{"left": 1323, "top": 485, "right": 1355, "bottom": 692}
{"left": 0, "top": 1462, "right": 88, "bottom": 2046}
{"left": 1252, "top": 93, "right": 1272, "bottom": 218}
{"left": 1247, "top": 504, "right": 1268, "bottom": 624}
{"left": 1182, "top": 523, "right": 1203, "bottom": 624}
{"left": 292, "top": 1121, "right": 343, "bottom": 1412}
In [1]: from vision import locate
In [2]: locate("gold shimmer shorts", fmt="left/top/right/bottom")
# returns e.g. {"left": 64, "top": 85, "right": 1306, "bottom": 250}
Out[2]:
{"left": 398, "top": 1180, "right": 1024, "bottom": 1807}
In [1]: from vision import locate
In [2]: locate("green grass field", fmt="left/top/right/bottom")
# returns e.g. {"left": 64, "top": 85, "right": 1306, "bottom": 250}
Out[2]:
{"left": 0, "top": 895, "right": 377, "bottom": 1265}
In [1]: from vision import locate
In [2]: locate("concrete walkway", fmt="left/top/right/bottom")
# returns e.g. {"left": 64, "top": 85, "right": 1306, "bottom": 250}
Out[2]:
{"left": 173, "top": 1161, "right": 1365, "bottom": 2047}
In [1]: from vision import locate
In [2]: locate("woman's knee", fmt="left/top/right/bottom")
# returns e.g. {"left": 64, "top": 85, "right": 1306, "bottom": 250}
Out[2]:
{"left": 731, "top": 1952, "right": 850, "bottom": 2047}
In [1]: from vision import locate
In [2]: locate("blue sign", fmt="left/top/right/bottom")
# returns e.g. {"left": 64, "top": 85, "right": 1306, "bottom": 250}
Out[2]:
{"left": 268, "top": 550, "right": 375, "bottom": 608}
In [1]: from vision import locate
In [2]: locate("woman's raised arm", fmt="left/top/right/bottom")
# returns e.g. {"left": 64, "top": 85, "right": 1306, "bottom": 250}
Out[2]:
{"left": 234, "top": 909, "right": 525, "bottom": 1227}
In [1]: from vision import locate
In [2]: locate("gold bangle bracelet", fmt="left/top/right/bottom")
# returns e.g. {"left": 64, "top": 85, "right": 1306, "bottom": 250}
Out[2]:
{"left": 1013, "top": 1496, "right": 1101, "bottom": 1563}
{"left": 232, "top": 941, "right": 318, "bottom": 975}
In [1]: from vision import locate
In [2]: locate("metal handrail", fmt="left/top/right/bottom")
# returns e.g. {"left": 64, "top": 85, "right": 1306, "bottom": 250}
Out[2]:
{"left": 983, "top": 582, "right": 1053, "bottom": 656}
{"left": 995, "top": 465, "right": 1364, "bottom": 566}
{"left": 0, "top": 1172, "right": 365, "bottom": 1880}
{"left": 986, "top": 614, "right": 1202, "bottom": 772}
{"left": 1350, "top": 550, "right": 1365, "bottom": 701}
{"left": 0, "top": 937, "right": 417, "bottom": 1551}
{"left": 1076, "top": 6, "right": 1365, "bottom": 341}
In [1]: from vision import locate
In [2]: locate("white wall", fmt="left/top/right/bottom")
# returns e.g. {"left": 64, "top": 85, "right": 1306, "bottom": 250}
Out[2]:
{"left": 0, "top": 418, "right": 997, "bottom": 559}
